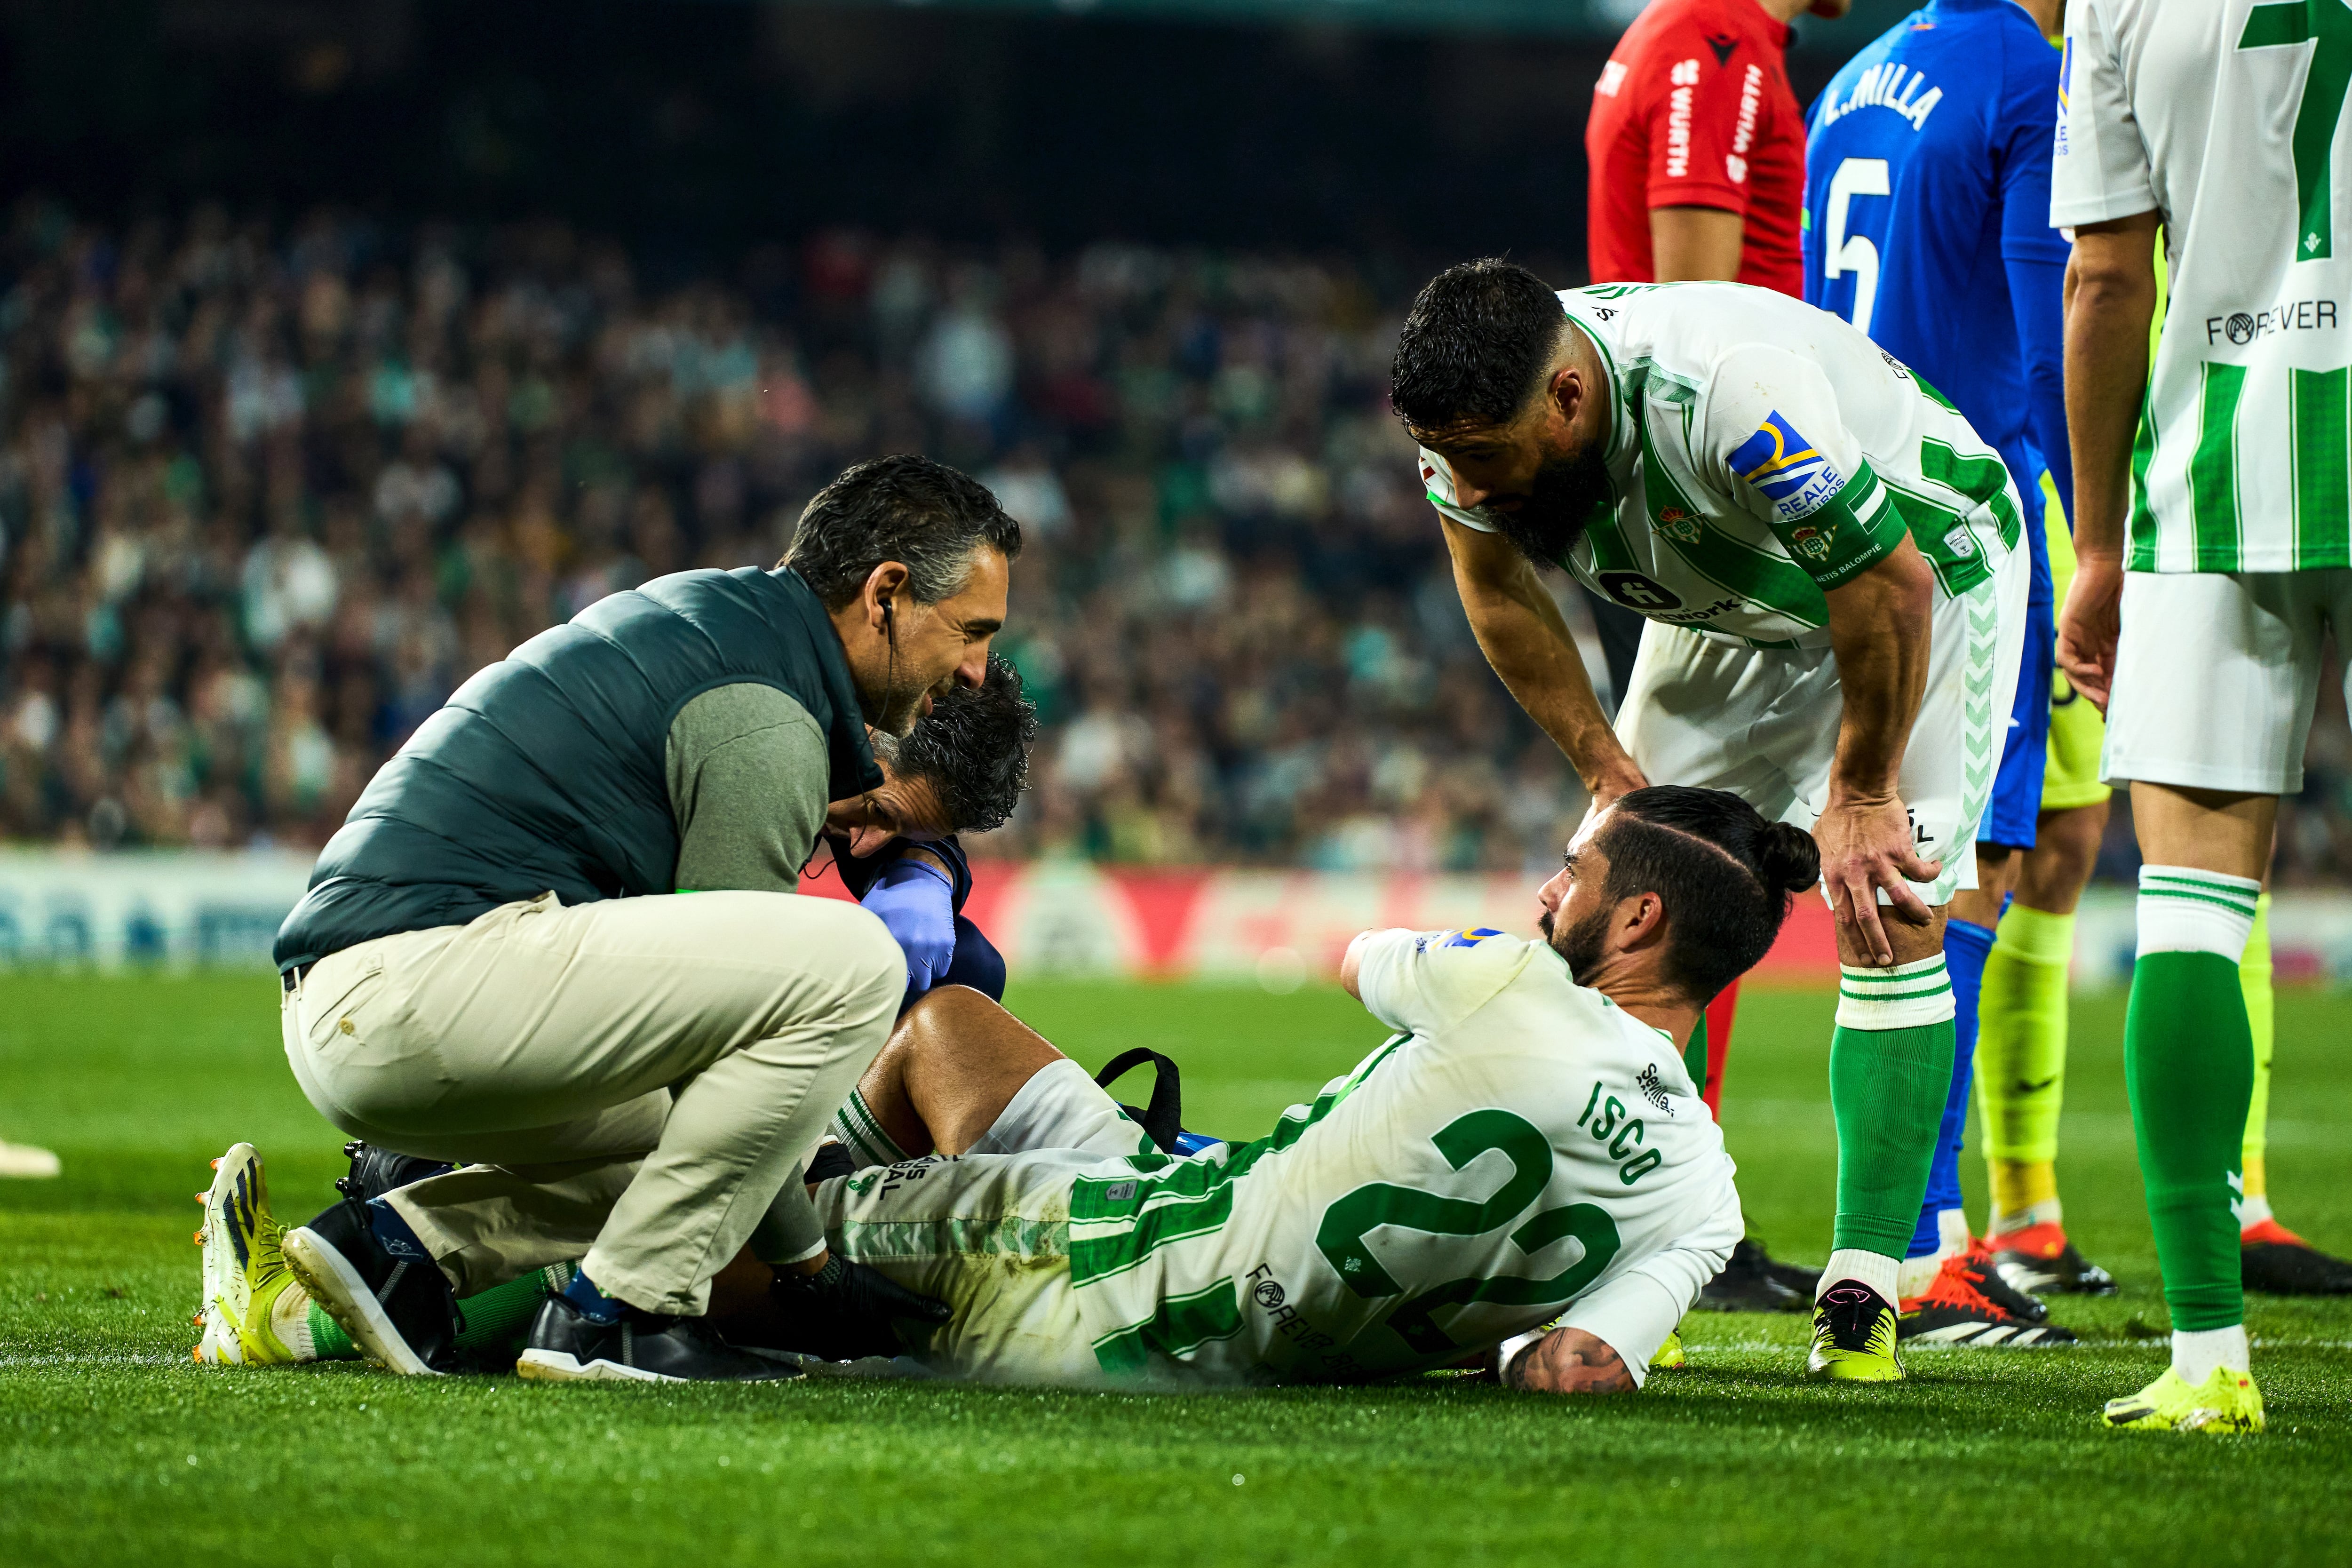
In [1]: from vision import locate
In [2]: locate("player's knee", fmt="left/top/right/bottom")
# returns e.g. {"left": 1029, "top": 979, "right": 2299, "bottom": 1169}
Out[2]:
{"left": 892, "top": 985, "right": 999, "bottom": 1059}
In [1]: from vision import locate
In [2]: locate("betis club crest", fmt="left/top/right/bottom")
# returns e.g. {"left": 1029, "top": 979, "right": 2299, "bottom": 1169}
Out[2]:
{"left": 1789, "top": 521, "right": 1836, "bottom": 562}
{"left": 1653, "top": 505, "right": 1702, "bottom": 544}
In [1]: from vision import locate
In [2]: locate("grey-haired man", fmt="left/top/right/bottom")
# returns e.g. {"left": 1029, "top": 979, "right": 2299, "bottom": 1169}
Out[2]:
{"left": 274, "top": 454, "right": 1017, "bottom": 1383}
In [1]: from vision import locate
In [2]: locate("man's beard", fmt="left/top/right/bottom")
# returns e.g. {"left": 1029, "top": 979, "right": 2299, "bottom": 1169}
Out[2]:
{"left": 1485, "top": 446, "right": 1613, "bottom": 569}
{"left": 868, "top": 669, "right": 946, "bottom": 739}
{"left": 1539, "top": 902, "right": 1613, "bottom": 981}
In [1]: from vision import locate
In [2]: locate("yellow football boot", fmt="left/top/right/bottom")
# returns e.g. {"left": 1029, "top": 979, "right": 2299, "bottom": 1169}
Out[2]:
{"left": 1805, "top": 1280, "right": 1904, "bottom": 1382}
{"left": 2102, "top": 1365, "right": 2265, "bottom": 1434}
{"left": 195, "top": 1144, "right": 307, "bottom": 1366}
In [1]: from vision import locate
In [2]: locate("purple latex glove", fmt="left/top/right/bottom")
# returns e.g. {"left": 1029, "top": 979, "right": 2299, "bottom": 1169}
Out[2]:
{"left": 860, "top": 856, "right": 957, "bottom": 998}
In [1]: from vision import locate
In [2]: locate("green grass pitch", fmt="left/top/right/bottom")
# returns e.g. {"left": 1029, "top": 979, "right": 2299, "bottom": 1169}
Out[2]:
{"left": 5, "top": 972, "right": 2350, "bottom": 1567}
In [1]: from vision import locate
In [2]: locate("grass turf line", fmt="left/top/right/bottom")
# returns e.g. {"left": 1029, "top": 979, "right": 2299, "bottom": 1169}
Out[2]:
{"left": 3, "top": 972, "right": 2349, "bottom": 1567}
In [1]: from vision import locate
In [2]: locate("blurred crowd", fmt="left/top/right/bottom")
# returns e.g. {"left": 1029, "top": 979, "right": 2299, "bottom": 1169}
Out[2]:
{"left": 0, "top": 202, "right": 1592, "bottom": 874}
{"left": 4, "top": 202, "right": 2350, "bottom": 881}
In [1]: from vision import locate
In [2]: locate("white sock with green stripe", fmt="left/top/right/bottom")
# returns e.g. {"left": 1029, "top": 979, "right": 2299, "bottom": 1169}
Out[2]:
{"left": 2136, "top": 866, "right": 2260, "bottom": 960}
{"left": 830, "top": 1090, "right": 910, "bottom": 1169}
{"left": 1837, "top": 955, "right": 1959, "bottom": 1028}
{"left": 1828, "top": 955, "right": 1957, "bottom": 1293}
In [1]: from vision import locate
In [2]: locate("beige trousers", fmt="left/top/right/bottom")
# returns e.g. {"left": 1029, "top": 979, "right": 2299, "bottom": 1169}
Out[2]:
{"left": 281, "top": 890, "right": 903, "bottom": 1315}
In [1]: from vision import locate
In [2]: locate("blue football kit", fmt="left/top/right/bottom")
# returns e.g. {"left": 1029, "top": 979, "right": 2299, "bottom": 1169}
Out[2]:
{"left": 1804, "top": 0, "right": 2069, "bottom": 1269}
{"left": 1805, "top": 0, "right": 2066, "bottom": 848}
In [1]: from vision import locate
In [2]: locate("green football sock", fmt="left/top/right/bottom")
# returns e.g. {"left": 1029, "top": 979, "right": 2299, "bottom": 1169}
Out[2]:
{"left": 307, "top": 1300, "right": 355, "bottom": 1360}
{"left": 1681, "top": 1010, "right": 1710, "bottom": 1101}
{"left": 2239, "top": 894, "right": 2273, "bottom": 1218}
{"left": 2129, "top": 867, "right": 2259, "bottom": 1334}
{"left": 1830, "top": 955, "right": 1956, "bottom": 1258}
{"left": 305, "top": 1264, "right": 572, "bottom": 1363}
{"left": 1975, "top": 902, "right": 2073, "bottom": 1227}
{"left": 454, "top": 1263, "right": 574, "bottom": 1353}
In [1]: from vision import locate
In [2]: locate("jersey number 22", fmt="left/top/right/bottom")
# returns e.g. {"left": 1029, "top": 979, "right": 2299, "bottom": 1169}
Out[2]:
{"left": 1313, "top": 1108, "right": 1623, "bottom": 1357}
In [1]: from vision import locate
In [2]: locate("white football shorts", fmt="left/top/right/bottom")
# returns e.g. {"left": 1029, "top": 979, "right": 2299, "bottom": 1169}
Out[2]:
{"left": 1613, "top": 541, "right": 2027, "bottom": 907}
{"left": 811, "top": 1058, "right": 1152, "bottom": 1385}
{"left": 2103, "top": 568, "right": 2352, "bottom": 796}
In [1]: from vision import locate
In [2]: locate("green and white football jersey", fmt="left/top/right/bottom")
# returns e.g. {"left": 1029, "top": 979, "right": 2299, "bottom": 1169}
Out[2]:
{"left": 1418, "top": 283, "right": 2022, "bottom": 649}
{"left": 2054, "top": 0, "right": 2352, "bottom": 573}
{"left": 1063, "top": 926, "right": 1742, "bottom": 1382}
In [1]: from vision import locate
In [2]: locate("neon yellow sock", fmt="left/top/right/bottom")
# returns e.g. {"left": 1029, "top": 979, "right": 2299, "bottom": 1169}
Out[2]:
{"left": 2240, "top": 895, "right": 2273, "bottom": 1228}
{"left": 1976, "top": 903, "right": 2074, "bottom": 1229}
{"left": 1992, "top": 1160, "right": 2057, "bottom": 1225}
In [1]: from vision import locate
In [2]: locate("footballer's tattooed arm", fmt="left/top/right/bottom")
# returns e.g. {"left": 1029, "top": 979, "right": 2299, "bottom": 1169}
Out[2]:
{"left": 1500, "top": 1326, "right": 1636, "bottom": 1395}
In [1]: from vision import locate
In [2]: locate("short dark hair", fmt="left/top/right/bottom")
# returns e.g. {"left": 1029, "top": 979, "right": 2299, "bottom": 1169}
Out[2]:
{"left": 1595, "top": 786, "right": 1821, "bottom": 1003}
{"left": 1390, "top": 258, "right": 1569, "bottom": 435}
{"left": 784, "top": 454, "right": 1023, "bottom": 610}
{"left": 875, "top": 653, "right": 1039, "bottom": 834}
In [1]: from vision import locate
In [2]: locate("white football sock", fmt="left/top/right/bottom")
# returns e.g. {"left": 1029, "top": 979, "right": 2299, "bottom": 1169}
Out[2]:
{"left": 2171, "top": 1324, "right": 2249, "bottom": 1384}
{"left": 1989, "top": 1196, "right": 2063, "bottom": 1235}
{"left": 1894, "top": 1210, "right": 1972, "bottom": 1298}
{"left": 829, "top": 1093, "right": 908, "bottom": 1169}
{"left": 271, "top": 1280, "right": 316, "bottom": 1361}
{"left": 2136, "top": 866, "right": 2260, "bottom": 961}
{"left": 1819, "top": 1248, "right": 1899, "bottom": 1305}
{"left": 2239, "top": 1194, "right": 2274, "bottom": 1230}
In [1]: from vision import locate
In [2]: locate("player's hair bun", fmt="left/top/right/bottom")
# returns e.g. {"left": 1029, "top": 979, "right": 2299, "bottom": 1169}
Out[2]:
{"left": 1755, "top": 821, "right": 1821, "bottom": 894}
{"left": 1597, "top": 784, "right": 1816, "bottom": 1001}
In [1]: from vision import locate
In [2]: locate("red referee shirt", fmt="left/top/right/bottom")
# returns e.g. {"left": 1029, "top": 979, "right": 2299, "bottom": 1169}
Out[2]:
{"left": 1584, "top": 0, "right": 1805, "bottom": 297}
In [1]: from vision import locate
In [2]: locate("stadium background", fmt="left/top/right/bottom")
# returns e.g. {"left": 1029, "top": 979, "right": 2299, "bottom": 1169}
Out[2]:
{"left": 9, "top": 0, "right": 2352, "bottom": 982}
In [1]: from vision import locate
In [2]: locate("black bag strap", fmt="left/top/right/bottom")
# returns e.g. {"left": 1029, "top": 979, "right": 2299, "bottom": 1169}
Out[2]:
{"left": 1093, "top": 1048, "right": 1184, "bottom": 1154}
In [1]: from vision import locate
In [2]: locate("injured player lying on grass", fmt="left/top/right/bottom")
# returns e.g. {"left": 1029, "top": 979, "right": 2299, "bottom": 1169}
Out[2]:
{"left": 199, "top": 785, "right": 1818, "bottom": 1393}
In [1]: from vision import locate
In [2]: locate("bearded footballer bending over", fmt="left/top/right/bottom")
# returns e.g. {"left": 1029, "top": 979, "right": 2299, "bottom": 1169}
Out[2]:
{"left": 1394, "top": 261, "right": 2027, "bottom": 1380}
{"left": 741, "top": 786, "right": 1814, "bottom": 1392}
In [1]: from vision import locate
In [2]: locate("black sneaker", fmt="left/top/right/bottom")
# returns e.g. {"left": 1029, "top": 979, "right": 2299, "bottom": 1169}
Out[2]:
{"left": 1897, "top": 1251, "right": 2076, "bottom": 1346}
{"left": 1987, "top": 1222, "right": 2119, "bottom": 1297}
{"left": 515, "top": 1294, "right": 805, "bottom": 1383}
{"left": 334, "top": 1140, "right": 455, "bottom": 1205}
{"left": 2242, "top": 1221, "right": 2352, "bottom": 1295}
{"left": 1757, "top": 1241, "right": 1823, "bottom": 1300}
{"left": 1948, "top": 1241, "right": 2054, "bottom": 1323}
{"left": 1696, "top": 1237, "right": 1810, "bottom": 1313}
{"left": 281, "top": 1198, "right": 464, "bottom": 1377}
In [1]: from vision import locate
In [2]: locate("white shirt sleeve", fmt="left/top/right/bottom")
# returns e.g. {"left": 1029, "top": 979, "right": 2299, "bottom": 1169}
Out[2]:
{"left": 1694, "top": 346, "right": 1905, "bottom": 590}
{"left": 2049, "top": 0, "right": 2157, "bottom": 228}
{"left": 1699, "top": 345, "right": 1869, "bottom": 525}
{"left": 1499, "top": 1172, "right": 1744, "bottom": 1389}
{"left": 1351, "top": 925, "right": 1529, "bottom": 1037}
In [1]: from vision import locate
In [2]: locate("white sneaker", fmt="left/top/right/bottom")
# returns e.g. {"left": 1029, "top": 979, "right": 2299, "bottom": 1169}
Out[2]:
{"left": 0, "top": 1140, "right": 61, "bottom": 1179}
{"left": 193, "top": 1144, "right": 306, "bottom": 1366}
{"left": 194, "top": 1149, "right": 237, "bottom": 1363}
